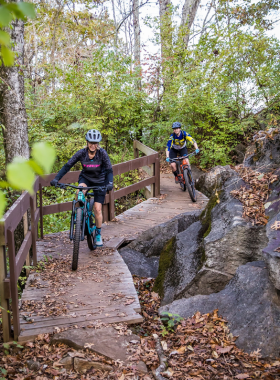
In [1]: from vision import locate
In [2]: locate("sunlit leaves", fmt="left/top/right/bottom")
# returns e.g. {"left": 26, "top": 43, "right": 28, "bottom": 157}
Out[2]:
{"left": 0, "top": 191, "right": 6, "bottom": 219}
{"left": 7, "top": 157, "right": 35, "bottom": 194}
{"left": 32, "top": 142, "right": 56, "bottom": 174}
{"left": 0, "top": 1, "right": 36, "bottom": 66}
{"left": 1, "top": 45, "right": 14, "bottom": 66}
{"left": 0, "top": 143, "right": 56, "bottom": 218}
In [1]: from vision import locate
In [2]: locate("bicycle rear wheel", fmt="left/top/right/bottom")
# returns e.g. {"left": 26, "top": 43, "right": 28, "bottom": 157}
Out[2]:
{"left": 183, "top": 168, "right": 197, "bottom": 202}
{"left": 72, "top": 207, "right": 83, "bottom": 270}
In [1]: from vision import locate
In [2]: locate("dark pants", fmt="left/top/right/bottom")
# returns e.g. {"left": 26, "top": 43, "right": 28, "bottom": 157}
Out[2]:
{"left": 78, "top": 174, "right": 106, "bottom": 204}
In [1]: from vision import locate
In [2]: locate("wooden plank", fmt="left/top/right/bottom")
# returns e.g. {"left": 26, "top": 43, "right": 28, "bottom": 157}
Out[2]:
{"left": 19, "top": 302, "right": 140, "bottom": 326}
{"left": 15, "top": 231, "right": 32, "bottom": 280}
{"left": 154, "top": 157, "right": 160, "bottom": 197}
{"left": 133, "top": 140, "right": 157, "bottom": 156}
{"left": 105, "top": 237, "right": 126, "bottom": 249}
{"left": 114, "top": 177, "right": 155, "bottom": 200}
{"left": 40, "top": 171, "right": 80, "bottom": 187}
{"left": 3, "top": 192, "right": 30, "bottom": 239}
{"left": 7, "top": 229, "right": 20, "bottom": 340}
{"left": 112, "top": 154, "right": 157, "bottom": 176}
{"left": 42, "top": 202, "right": 72, "bottom": 216}
{"left": 34, "top": 208, "right": 40, "bottom": 225}
{"left": 18, "top": 313, "right": 143, "bottom": 341}
{"left": 0, "top": 245, "right": 11, "bottom": 342}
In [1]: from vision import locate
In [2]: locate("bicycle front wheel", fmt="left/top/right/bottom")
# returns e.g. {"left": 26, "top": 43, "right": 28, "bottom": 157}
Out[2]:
{"left": 86, "top": 198, "right": 96, "bottom": 251}
{"left": 183, "top": 168, "right": 197, "bottom": 202}
{"left": 72, "top": 207, "right": 83, "bottom": 270}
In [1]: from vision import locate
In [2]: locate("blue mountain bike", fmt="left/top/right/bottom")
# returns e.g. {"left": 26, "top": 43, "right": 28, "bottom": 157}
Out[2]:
{"left": 57, "top": 183, "right": 107, "bottom": 270}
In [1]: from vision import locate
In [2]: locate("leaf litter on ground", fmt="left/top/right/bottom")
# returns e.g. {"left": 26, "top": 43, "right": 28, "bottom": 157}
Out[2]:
{"left": 1, "top": 264, "right": 280, "bottom": 378}
{"left": 231, "top": 165, "right": 278, "bottom": 225}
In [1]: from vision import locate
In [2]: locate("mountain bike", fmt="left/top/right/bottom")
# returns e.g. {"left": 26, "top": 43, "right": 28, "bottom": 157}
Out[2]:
{"left": 170, "top": 152, "right": 197, "bottom": 202}
{"left": 56, "top": 183, "right": 107, "bottom": 270}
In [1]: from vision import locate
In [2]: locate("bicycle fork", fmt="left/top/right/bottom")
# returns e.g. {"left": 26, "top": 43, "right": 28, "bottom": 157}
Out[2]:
{"left": 69, "top": 199, "right": 87, "bottom": 241}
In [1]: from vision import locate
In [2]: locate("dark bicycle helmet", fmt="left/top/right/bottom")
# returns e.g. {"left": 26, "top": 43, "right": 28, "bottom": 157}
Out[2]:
{"left": 85, "top": 129, "right": 102, "bottom": 143}
{"left": 172, "top": 122, "right": 181, "bottom": 129}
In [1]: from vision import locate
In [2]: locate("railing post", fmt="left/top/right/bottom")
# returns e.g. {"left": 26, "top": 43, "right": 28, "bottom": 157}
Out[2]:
{"left": 7, "top": 228, "right": 20, "bottom": 341}
{"left": 23, "top": 209, "right": 30, "bottom": 277}
{"left": 154, "top": 156, "right": 160, "bottom": 197}
{"left": 30, "top": 195, "right": 37, "bottom": 266}
{"left": 39, "top": 183, "right": 43, "bottom": 239}
{"left": 0, "top": 223, "right": 12, "bottom": 342}
{"left": 133, "top": 140, "right": 139, "bottom": 159}
{"left": 108, "top": 189, "right": 115, "bottom": 221}
{"left": 102, "top": 204, "right": 109, "bottom": 223}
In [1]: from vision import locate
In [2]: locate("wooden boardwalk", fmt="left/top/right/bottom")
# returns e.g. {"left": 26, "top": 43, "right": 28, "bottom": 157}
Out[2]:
{"left": 102, "top": 173, "right": 208, "bottom": 242}
{"left": 19, "top": 173, "right": 207, "bottom": 341}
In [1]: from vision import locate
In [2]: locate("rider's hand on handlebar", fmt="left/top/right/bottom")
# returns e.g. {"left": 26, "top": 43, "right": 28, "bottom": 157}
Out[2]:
{"left": 107, "top": 182, "right": 113, "bottom": 191}
{"left": 166, "top": 157, "right": 170, "bottom": 163}
{"left": 195, "top": 149, "right": 200, "bottom": 155}
{"left": 50, "top": 179, "right": 58, "bottom": 187}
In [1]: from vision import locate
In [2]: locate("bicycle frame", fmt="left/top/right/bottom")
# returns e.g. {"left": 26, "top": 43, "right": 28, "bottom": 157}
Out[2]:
{"left": 170, "top": 153, "right": 195, "bottom": 184}
{"left": 56, "top": 183, "right": 106, "bottom": 241}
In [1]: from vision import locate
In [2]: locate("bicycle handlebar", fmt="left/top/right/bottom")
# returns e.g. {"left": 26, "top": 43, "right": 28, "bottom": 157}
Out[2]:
{"left": 56, "top": 182, "right": 107, "bottom": 192}
{"left": 169, "top": 152, "right": 196, "bottom": 162}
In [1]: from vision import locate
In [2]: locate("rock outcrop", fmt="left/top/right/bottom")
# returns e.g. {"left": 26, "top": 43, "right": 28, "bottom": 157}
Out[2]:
{"left": 153, "top": 221, "right": 205, "bottom": 305}
{"left": 244, "top": 127, "right": 280, "bottom": 171}
{"left": 154, "top": 166, "right": 267, "bottom": 305}
{"left": 119, "top": 211, "right": 201, "bottom": 278}
{"left": 262, "top": 173, "right": 280, "bottom": 290}
{"left": 160, "top": 261, "right": 280, "bottom": 358}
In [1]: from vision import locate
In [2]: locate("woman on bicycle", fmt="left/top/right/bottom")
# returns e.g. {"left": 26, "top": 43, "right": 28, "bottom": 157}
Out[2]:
{"left": 50, "top": 129, "right": 113, "bottom": 247}
{"left": 166, "top": 122, "right": 199, "bottom": 183}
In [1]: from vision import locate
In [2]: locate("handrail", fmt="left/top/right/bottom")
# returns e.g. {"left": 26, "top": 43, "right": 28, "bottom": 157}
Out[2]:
{"left": 0, "top": 140, "right": 160, "bottom": 342}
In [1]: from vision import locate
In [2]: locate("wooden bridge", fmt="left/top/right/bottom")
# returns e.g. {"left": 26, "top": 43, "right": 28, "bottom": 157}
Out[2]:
{"left": 0, "top": 141, "right": 207, "bottom": 342}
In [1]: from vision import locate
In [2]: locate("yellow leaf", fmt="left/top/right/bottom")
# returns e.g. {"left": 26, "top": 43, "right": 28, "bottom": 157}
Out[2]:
{"left": 177, "top": 346, "right": 186, "bottom": 354}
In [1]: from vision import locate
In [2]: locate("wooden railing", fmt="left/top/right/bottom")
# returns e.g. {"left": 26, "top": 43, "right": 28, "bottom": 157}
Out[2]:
{"left": 0, "top": 141, "right": 160, "bottom": 342}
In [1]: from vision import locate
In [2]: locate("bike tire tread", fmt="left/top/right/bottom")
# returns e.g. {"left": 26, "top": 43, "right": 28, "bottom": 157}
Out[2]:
{"left": 72, "top": 207, "right": 82, "bottom": 270}
{"left": 184, "top": 168, "right": 197, "bottom": 202}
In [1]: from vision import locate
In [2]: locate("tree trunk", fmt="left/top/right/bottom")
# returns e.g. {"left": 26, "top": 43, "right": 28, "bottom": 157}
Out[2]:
{"left": 0, "top": 17, "right": 29, "bottom": 165}
{"left": 159, "top": 0, "right": 172, "bottom": 60}
{"left": 181, "top": 0, "right": 201, "bottom": 46}
{"left": 132, "top": 0, "right": 140, "bottom": 64}
{"left": 132, "top": 0, "right": 141, "bottom": 89}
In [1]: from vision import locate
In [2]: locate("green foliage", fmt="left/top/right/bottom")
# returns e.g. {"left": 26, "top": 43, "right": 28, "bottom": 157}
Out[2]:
{"left": 141, "top": 10, "right": 280, "bottom": 167}
{"left": 0, "top": 143, "right": 56, "bottom": 218}
{"left": 160, "top": 311, "right": 184, "bottom": 335}
{"left": 0, "top": 1, "right": 35, "bottom": 66}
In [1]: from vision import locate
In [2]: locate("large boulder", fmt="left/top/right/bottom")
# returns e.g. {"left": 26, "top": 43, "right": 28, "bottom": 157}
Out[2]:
{"left": 158, "top": 166, "right": 267, "bottom": 304}
{"left": 153, "top": 221, "right": 205, "bottom": 305}
{"left": 244, "top": 127, "right": 280, "bottom": 171}
{"left": 119, "top": 211, "right": 201, "bottom": 278}
{"left": 160, "top": 261, "right": 280, "bottom": 358}
{"left": 262, "top": 172, "right": 280, "bottom": 290}
{"left": 187, "top": 167, "right": 267, "bottom": 300}
{"left": 125, "top": 211, "right": 201, "bottom": 257}
{"left": 118, "top": 247, "right": 159, "bottom": 278}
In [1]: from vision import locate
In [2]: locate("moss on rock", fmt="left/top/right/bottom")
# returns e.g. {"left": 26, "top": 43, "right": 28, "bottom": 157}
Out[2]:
{"left": 200, "top": 191, "right": 220, "bottom": 238}
{"left": 153, "top": 236, "right": 176, "bottom": 298}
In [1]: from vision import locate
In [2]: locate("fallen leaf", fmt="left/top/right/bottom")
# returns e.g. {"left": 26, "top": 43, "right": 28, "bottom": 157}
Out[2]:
{"left": 217, "top": 345, "right": 233, "bottom": 354}
{"left": 236, "top": 374, "right": 250, "bottom": 379}
{"left": 177, "top": 346, "right": 186, "bottom": 354}
{"left": 84, "top": 343, "right": 95, "bottom": 349}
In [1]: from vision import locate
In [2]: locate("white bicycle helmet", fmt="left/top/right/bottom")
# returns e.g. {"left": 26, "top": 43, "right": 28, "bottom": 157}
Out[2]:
{"left": 85, "top": 129, "right": 102, "bottom": 143}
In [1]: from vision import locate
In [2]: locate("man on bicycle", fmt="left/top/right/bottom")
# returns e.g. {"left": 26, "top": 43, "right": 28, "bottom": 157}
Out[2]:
{"left": 166, "top": 122, "right": 199, "bottom": 183}
{"left": 50, "top": 129, "right": 113, "bottom": 247}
